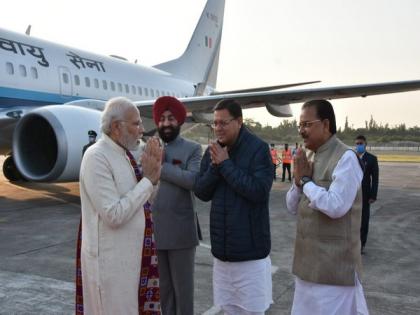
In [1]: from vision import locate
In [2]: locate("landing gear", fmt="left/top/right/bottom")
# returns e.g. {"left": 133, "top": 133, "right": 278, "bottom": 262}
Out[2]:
{"left": 3, "top": 156, "right": 23, "bottom": 181}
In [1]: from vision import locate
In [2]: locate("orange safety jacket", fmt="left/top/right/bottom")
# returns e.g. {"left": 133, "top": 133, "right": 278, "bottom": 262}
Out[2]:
{"left": 282, "top": 149, "right": 292, "bottom": 164}
{"left": 270, "top": 148, "right": 279, "bottom": 165}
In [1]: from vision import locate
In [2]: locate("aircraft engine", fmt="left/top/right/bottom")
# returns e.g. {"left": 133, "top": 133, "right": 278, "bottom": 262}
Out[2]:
{"left": 191, "top": 112, "right": 214, "bottom": 124}
{"left": 265, "top": 103, "right": 293, "bottom": 117}
{"left": 13, "top": 105, "right": 102, "bottom": 182}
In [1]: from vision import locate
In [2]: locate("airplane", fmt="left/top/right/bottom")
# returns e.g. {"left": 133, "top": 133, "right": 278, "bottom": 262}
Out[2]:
{"left": 2, "top": 0, "right": 420, "bottom": 183}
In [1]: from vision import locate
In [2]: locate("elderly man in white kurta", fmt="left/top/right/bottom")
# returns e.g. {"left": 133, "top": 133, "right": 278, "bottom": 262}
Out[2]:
{"left": 79, "top": 97, "right": 162, "bottom": 315}
{"left": 286, "top": 100, "right": 369, "bottom": 315}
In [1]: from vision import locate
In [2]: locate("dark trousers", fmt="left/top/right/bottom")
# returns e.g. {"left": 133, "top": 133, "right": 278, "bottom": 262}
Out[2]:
{"left": 282, "top": 163, "right": 291, "bottom": 181}
{"left": 360, "top": 199, "right": 370, "bottom": 247}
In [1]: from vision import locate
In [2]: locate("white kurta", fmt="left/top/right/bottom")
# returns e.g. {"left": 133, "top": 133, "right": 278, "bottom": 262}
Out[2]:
{"left": 80, "top": 134, "right": 154, "bottom": 315}
{"left": 286, "top": 150, "right": 369, "bottom": 315}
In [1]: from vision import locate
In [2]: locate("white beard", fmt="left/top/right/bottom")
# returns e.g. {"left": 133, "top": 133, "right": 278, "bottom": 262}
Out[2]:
{"left": 120, "top": 127, "right": 139, "bottom": 151}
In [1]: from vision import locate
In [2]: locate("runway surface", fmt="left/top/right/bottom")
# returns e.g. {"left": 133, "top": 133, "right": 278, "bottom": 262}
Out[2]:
{"left": 0, "top": 157, "right": 419, "bottom": 314}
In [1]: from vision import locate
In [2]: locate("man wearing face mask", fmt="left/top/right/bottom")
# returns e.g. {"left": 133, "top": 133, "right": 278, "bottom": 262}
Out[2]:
{"left": 355, "top": 135, "right": 379, "bottom": 254}
{"left": 82, "top": 130, "right": 97, "bottom": 156}
{"left": 152, "top": 96, "right": 203, "bottom": 315}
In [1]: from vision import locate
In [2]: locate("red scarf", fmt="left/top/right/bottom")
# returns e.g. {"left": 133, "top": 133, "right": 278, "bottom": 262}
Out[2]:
{"left": 76, "top": 150, "right": 161, "bottom": 314}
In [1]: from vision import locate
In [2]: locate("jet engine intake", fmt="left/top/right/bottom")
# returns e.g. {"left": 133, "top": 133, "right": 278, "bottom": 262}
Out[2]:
{"left": 13, "top": 105, "right": 102, "bottom": 182}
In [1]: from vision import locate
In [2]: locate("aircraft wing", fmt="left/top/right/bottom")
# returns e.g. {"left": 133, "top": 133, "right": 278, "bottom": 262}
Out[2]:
{"left": 134, "top": 79, "right": 420, "bottom": 121}
{"left": 210, "top": 80, "right": 321, "bottom": 95}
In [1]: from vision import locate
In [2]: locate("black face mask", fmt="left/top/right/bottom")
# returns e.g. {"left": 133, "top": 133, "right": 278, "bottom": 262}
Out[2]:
{"left": 158, "top": 125, "right": 181, "bottom": 143}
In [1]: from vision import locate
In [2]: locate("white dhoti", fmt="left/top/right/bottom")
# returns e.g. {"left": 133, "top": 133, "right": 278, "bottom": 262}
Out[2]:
{"left": 213, "top": 256, "right": 273, "bottom": 313}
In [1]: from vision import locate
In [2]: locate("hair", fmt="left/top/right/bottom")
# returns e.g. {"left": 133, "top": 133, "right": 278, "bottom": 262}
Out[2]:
{"left": 302, "top": 99, "right": 337, "bottom": 134}
{"left": 213, "top": 99, "right": 243, "bottom": 118}
{"left": 101, "top": 97, "right": 137, "bottom": 135}
{"left": 355, "top": 135, "right": 367, "bottom": 142}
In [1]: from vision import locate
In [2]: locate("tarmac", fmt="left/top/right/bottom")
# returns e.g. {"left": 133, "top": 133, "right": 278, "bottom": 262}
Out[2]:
{"left": 0, "top": 156, "right": 419, "bottom": 314}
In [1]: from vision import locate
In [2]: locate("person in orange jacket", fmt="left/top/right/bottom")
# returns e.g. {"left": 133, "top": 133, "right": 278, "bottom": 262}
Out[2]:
{"left": 281, "top": 143, "right": 292, "bottom": 182}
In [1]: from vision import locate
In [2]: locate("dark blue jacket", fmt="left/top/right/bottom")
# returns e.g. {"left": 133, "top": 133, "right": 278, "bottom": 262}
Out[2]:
{"left": 360, "top": 151, "right": 379, "bottom": 201}
{"left": 194, "top": 127, "right": 273, "bottom": 261}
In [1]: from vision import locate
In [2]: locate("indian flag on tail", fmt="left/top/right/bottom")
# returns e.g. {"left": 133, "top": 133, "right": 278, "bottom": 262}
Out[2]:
{"left": 205, "top": 36, "right": 212, "bottom": 48}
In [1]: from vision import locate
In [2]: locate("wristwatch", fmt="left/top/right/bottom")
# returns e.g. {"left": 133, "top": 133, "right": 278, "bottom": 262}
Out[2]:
{"left": 299, "top": 176, "right": 312, "bottom": 187}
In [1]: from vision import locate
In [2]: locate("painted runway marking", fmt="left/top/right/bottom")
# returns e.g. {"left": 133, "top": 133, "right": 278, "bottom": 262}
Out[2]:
{"left": 199, "top": 242, "right": 211, "bottom": 249}
{"left": 202, "top": 305, "right": 221, "bottom": 315}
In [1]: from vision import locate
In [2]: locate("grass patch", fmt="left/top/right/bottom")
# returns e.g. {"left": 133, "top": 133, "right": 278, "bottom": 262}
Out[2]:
{"left": 377, "top": 154, "right": 420, "bottom": 163}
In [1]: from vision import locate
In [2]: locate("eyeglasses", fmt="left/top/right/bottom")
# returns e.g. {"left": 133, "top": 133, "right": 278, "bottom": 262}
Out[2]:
{"left": 211, "top": 118, "right": 235, "bottom": 128}
{"left": 297, "top": 119, "right": 321, "bottom": 130}
{"left": 119, "top": 120, "right": 144, "bottom": 128}
{"left": 355, "top": 142, "right": 364, "bottom": 145}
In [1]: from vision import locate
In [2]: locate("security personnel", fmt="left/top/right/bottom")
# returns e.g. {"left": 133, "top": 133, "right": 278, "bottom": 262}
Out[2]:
{"left": 355, "top": 135, "right": 379, "bottom": 254}
{"left": 82, "top": 130, "right": 97, "bottom": 156}
{"left": 281, "top": 143, "right": 292, "bottom": 182}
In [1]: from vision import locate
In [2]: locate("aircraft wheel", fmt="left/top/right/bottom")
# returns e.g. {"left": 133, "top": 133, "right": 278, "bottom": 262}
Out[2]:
{"left": 3, "top": 156, "right": 23, "bottom": 181}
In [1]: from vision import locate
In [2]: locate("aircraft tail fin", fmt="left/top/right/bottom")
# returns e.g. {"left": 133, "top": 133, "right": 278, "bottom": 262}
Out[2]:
{"left": 154, "top": 0, "right": 225, "bottom": 92}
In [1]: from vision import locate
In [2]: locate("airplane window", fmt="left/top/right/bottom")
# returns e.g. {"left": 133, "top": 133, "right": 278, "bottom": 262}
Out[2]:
{"left": 62, "top": 73, "right": 69, "bottom": 84}
{"left": 6, "top": 62, "right": 14, "bottom": 75}
{"left": 74, "top": 75, "right": 80, "bottom": 86}
{"left": 110, "top": 81, "right": 115, "bottom": 91}
{"left": 19, "top": 65, "right": 27, "bottom": 77}
{"left": 138, "top": 87, "right": 142, "bottom": 96}
{"left": 150, "top": 89, "right": 155, "bottom": 97}
{"left": 132, "top": 85, "right": 136, "bottom": 95}
{"left": 156, "top": 90, "right": 160, "bottom": 97}
{"left": 118, "top": 83, "right": 122, "bottom": 92}
{"left": 85, "top": 77, "right": 91, "bottom": 87}
{"left": 102, "top": 80, "right": 108, "bottom": 90}
{"left": 125, "top": 84, "right": 129, "bottom": 94}
{"left": 94, "top": 79, "right": 99, "bottom": 89}
{"left": 144, "top": 88, "right": 149, "bottom": 97}
{"left": 30, "top": 67, "right": 38, "bottom": 79}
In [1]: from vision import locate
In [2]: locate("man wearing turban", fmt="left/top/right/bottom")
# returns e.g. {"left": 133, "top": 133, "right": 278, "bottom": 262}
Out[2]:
{"left": 152, "top": 96, "right": 203, "bottom": 315}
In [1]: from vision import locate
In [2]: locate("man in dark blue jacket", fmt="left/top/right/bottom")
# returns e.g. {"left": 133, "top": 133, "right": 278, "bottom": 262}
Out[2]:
{"left": 194, "top": 99, "right": 274, "bottom": 314}
{"left": 355, "top": 135, "right": 379, "bottom": 254}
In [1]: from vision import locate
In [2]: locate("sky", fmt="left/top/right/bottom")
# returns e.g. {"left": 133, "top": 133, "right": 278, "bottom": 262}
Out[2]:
{"left": 3, "top": 0, "right": 420, "bottom": 129}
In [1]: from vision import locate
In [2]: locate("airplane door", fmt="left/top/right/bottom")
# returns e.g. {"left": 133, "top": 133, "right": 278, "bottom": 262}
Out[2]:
{"left": 58, "top": 66, "right": 73, "bottom": 96}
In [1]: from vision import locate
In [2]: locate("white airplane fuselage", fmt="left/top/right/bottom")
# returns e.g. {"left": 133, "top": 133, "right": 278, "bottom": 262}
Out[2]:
{"left": 0, "top": 27, "right": 195, "bottom": 113}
